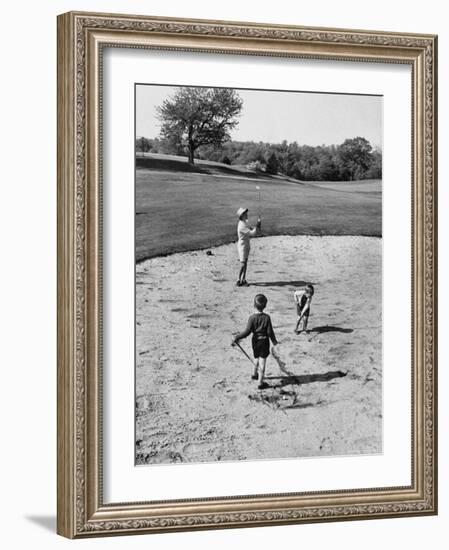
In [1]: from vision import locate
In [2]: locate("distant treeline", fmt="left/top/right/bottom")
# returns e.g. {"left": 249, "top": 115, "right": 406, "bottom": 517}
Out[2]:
{"left": 136, "top": 136, "right": 382, "bottom": 181}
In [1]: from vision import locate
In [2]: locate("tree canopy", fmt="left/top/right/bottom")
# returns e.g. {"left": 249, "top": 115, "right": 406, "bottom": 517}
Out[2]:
{"left": 140, "top": 135, "right": 382, "bottom": 181}
{"left": 337, "top": 137, "right": 373, "bottom": 180}
{"left": 156, "top": 87, "right": 243, "bottom": 164}
{"left": 141, "top": 135, "right": 381, "bottom": 181}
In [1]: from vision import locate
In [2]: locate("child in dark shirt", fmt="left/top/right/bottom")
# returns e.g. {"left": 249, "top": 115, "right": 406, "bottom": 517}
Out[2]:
{"left": 232, "top": 294, "right": 278, "bottom": 390}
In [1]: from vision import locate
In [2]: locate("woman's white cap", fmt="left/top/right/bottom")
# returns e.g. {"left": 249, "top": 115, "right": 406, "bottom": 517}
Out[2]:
{"left": 236, "top": 207, "right": 248, "bottom": 218}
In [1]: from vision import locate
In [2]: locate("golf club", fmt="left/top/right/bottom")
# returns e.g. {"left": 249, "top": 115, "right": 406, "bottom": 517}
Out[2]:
{"left": 233, "top": 341, "right": 255, "bottom": 366}
{"left": 271, "top": 345, "right": 294, "bottom": 376}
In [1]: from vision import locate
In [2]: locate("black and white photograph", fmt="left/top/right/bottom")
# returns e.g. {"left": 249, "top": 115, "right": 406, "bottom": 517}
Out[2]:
{"left": 1, "top": 0, "right": 442, "bottom": 543}
{"left": 135, "top": 83, "right": 383, "bottom": 466}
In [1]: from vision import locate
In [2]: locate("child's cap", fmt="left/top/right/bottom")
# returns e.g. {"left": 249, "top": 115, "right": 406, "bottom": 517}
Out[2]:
{"left": 236, "top": 207, "right": 248, "bottom": 218}
{"left": 254, "top": 294, "right": 268, "bottom": 309}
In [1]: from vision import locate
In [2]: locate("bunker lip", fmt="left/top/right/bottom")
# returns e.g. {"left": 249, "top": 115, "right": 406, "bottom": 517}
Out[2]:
{"left": 136, "top": 235, "right": 383, "bottom": 465}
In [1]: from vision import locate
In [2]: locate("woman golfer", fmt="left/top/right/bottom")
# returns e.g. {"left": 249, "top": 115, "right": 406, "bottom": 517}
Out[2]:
{"left": 236, "top": 207, "right": 261, "bottom": 286}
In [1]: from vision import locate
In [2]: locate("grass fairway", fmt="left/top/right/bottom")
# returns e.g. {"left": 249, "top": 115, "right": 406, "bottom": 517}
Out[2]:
{"left": 136, "top": 153, "right": 381, "bottom": 261}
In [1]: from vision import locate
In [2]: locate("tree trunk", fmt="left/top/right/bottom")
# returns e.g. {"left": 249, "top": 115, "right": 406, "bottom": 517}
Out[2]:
{"left": 188, "top": 144, "right": 195, "bottom": 164}
{"left": 189, "top": 139, "right": 195, "bottom": 164}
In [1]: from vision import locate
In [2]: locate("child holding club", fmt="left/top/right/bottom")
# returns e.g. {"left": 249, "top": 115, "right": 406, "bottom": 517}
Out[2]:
{"left": 236, "top": 207, "right": 261, "bottom": 286}
{"left": 232, "top": 294, "right": 278, "bottom": 390}
{"left": 294, "top": 284, "right": 315, "bottom": 334}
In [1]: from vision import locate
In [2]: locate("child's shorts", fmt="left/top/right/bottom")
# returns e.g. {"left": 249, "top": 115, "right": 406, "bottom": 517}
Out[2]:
{"left": 237, "top": 242, "right": 250, "bottom": 262}
{"left": 252, "top": 337, "right": 270, "bottom": 359}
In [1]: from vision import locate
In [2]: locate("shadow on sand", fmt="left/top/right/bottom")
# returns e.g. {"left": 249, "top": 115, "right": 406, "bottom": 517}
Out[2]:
{"left": 267, "top": 370, "right": 347, "bottom": 389}
{"left": 252, "top": 280, "right": 314, "bottom": 288}
{"left": 309, "top": 325, "right": 354, "bottom": 334}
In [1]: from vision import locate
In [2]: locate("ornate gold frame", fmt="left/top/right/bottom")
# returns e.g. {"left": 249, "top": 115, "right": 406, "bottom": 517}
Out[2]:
{"left": 57, "top": 11, "right": 438, "bottom": 538}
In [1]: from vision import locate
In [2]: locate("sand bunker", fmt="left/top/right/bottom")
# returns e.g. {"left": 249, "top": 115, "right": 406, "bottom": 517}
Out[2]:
{"left": 136, "top": 235, "right": 382, "bottom": 465}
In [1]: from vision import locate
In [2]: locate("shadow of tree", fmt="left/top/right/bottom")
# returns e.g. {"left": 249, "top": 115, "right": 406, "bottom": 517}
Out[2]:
{"left": 136, "top": 155, "right": 267, "bottom": 179}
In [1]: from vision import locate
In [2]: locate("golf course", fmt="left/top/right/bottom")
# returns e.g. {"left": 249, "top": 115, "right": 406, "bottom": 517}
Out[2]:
{"left": 135, "top": 153, "right": 381, "bottom": 261}
{"left": 136, "top": 235, "right": 382, "bottom": 464}
{"left": 135, "top": 152, "right": 383, "bottom": 465}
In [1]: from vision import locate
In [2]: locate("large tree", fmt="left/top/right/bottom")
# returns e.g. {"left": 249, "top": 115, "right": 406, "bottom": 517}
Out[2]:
{"left": 156, "top": 87, "right": 243, "bottom": 164}
{"left": 337, "top": 137, "right": 373, "bottom": 181}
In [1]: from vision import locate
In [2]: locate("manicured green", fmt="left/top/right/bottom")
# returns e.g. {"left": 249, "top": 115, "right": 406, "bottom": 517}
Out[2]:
{"left": 135, "top": 154, "right": 381, "bottom": 261}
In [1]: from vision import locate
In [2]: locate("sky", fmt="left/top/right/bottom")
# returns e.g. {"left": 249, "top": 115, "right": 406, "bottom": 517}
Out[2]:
{"left": 136, "top": 84, "right": 382, "bottom": 148}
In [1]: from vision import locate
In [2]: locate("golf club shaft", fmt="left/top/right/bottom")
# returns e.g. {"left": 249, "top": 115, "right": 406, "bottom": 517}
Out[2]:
{"left": 235, "top": 342, "right": 254, "bottom": 365}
